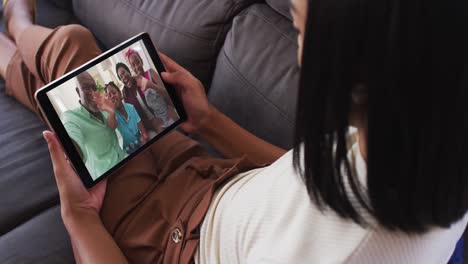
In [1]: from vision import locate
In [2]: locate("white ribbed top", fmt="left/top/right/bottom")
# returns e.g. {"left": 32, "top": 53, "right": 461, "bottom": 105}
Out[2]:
{"left": 194, "top": 141, "right": 467, "bottom": 264}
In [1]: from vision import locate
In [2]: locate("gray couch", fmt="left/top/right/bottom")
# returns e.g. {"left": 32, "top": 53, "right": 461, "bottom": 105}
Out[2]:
{"left": 0, "top": 0, "right": 299, "bottom": 262}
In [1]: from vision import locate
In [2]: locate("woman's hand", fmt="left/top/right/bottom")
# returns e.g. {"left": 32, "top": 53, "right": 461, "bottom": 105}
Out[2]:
{"left": 159, "top": 53, "right": 215, "bottom": 135}
{"left": 43, "top": 131, "right": 107, "bottom": 227}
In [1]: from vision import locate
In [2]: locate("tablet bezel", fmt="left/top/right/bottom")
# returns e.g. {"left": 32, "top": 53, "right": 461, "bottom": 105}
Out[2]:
{"left": 35, "top": 32, "right": 187, "bottom": 188}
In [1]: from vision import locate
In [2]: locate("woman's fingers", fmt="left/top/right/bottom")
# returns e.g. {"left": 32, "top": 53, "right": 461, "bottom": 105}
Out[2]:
{"left": 160, "top": 71, "right": 176, "bottom": 84}
{"left": 43, "top": 131, "right": 69, "bottom": 190}
{"left": 159, "top": 52, "right": 185, "bottom": 73}
{"left": 43, "top": 131, "right": 82, "bottom": 194}
{"left": 159, "top": 53, "right": 201, "bottom": 95}
{"left": 161, "top": 71, "right": 187, "bottom": 94}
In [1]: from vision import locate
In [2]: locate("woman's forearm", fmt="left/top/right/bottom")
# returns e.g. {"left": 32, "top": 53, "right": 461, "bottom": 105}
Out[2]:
{"left": 198, "top": 108, "right": 286, "bottom": 164}
{"left": 71, "top": 237, "right": 83, "bottom": 264}
{"left": 64, "top": 209, "right": 128, "bottom": 264}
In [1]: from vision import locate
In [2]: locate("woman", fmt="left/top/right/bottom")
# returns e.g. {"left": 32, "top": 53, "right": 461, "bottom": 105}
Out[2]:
{"left": 1, "top": 0, "right": 467, "bottom": 263}
{"left": 105, "top": 81, "right": 148, "bottom": 154}
{"left": 115, "top": 62, "right": 164, "bottom": 133}
{"left": 125, "top": 48, "right": 179, "bottom": 129}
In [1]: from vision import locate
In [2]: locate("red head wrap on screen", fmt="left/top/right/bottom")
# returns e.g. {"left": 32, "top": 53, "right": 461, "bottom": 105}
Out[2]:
{"left": 125, "top": 48, "right": 141, "bottom": 61}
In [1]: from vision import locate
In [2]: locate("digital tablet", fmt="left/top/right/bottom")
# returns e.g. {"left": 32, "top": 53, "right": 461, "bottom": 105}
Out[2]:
{"left": 35, "top": 33, "right": 186, "bottom": 188}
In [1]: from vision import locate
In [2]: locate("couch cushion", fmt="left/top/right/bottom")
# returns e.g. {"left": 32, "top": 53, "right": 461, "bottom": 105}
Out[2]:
{"left": 36, "top": 0, "right": 79, "bottom": 28}
{"left": 72, "top": 0, "right": 258, "bottom": 88}
{"left": 208, "top": 4, "right": 300, "bottom": 150}
{"left": 0, "top": 206, "right": 73, "bottom": 263}
{"left": 266, "top": 0, "right": 293, "bottom": 20}
{"left": 0, "top": 81, "right": 60, "bottom": 235}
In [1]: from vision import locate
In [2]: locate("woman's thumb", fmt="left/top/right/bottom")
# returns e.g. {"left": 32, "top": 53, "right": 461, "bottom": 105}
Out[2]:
{"left": 43, "top": 130, "right": 54, "bottom": 144}
{"left": 43, "top": 131, "right": 67, "bottom": 176}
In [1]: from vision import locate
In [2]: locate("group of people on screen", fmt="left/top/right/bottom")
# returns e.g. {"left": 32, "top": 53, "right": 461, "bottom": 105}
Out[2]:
{"left": 61, "top": 49, "right": 178, "bottom": 179}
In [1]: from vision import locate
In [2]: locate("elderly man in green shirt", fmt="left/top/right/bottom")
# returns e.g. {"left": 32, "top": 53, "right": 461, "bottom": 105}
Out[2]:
{"left": 62, "top": 71, "right": 128, "bottom": 180}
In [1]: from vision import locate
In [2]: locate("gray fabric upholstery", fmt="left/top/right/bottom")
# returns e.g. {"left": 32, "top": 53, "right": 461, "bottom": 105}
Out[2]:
{"left": 0, "top": 81, "right": 73, "bottom": 263}
{"left": 0, "top": 81, "right": 56, "bottom": 235}
{"left": 36, "top": 0, "right": 77, "bottom": 27}
{"left": 45, "top": 0, "right": 73, "bottom": 11}
{"left": 265, "top": 0, "right": 293, "bottom": 20}
{"left": 71, "top": 0, "right": 258, "bottom": 88}
{"left": 208, "top": 4, "right": 300, "bottom": 149}
{"left": 0, "top": 207, "right": 73, "bottom": 263}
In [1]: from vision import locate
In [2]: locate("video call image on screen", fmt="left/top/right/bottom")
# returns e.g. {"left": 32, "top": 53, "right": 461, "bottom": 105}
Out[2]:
{"left": 47, "top": 40, "right": 179, "bottom": 180}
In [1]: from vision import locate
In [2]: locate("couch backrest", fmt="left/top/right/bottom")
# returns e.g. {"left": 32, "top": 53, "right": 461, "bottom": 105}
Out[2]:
{"left": 265, "top": 0, "right": 293, "bottom": 20}
{"left": 72, "top": 0, "right": 300, "bottom": 150}
{"left": 208, "top": 4, "right": 299, "bottom": 149}
{"left": 72, "top": 0, "right": 258, "bottom": 88}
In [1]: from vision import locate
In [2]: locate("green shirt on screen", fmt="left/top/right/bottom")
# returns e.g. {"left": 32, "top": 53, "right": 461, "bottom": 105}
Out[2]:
{"left": 62, "top": 105, "right": 127, "bottom": 180}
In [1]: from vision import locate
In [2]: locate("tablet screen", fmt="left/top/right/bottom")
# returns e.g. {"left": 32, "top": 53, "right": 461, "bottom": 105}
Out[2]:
{"left": 45, "top": 39, "right": 180, "bottom": 181}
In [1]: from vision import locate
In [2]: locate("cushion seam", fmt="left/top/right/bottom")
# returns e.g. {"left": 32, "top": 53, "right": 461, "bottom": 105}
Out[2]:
{"left": 213, "top": 1, "right": 266, "bottom": 48}
{"left": 118, "top": 0, "right": 218, "bottom": 45}
{"left": 0, "top": 199, "right": 60, "bottom": 237}
{"left": 235, "top": 7, "right": 297, "bottom": 45}
{"left": 265, "top": 0, "right": 293, "bottom": 21}
{"left": 217, "top": 50, "right": 294, "bottom": 125}
{"left": 207, "top": 0, "right": 243, "bottom": 89}
{"left": 213, "top": 1, "right": 239, "bottom": 47}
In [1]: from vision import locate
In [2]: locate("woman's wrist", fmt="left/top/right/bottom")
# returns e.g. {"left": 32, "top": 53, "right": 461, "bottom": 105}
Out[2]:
{"left": 197, "top": 104, "right": 220, "bottom": 137}
{"left": 62, "top": 206, "right": 101, "bottom": 234}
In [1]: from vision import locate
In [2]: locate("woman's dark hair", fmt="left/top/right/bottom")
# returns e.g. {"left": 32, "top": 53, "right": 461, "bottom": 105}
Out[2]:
{"left": 115, "top": 62, "right": 131, "bottom": 80}
{"left": 293, "top": 0, "right": 468, "bottom": 233}
{"left": 105, "top": 81, "right": 121, "bottom": 94}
